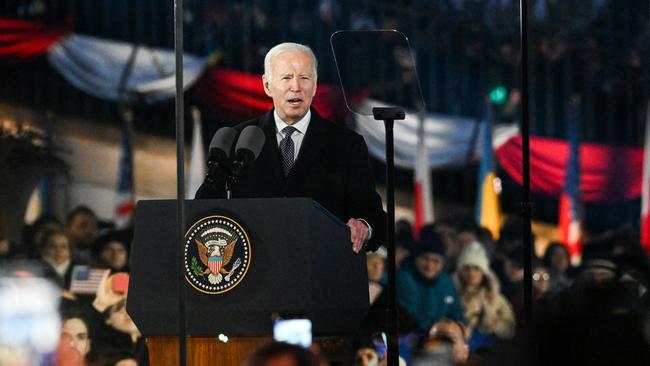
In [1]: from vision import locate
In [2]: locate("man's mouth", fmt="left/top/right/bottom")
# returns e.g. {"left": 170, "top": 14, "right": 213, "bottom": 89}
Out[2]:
{"left": 287, "top": 98, "right": 303, "bottom": 105}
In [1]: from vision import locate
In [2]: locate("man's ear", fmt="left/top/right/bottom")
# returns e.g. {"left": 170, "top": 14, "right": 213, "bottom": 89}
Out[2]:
{"left": 262, "top": 75, "right": 272, "bottom": 97}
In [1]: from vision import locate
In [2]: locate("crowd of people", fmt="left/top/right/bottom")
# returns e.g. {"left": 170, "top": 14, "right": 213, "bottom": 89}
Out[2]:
{"left": 0, "top": 206, "right": 143, "bottom": 366}
{"left": 1, "top": 206, "right": 650, "bottom": 365}
{"left": 358, "top": 217, "right": 650, "bottom": 366}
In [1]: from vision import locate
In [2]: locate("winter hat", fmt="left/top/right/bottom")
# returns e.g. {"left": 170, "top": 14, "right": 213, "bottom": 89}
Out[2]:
{"left": 414, "top": 229, "right": 446, "bottom": 257}
{"left": 457, "top": 241, "right": 490, "bottom": 274}
{"left": 367, "top": 245, "right": 388, "bottom": 259}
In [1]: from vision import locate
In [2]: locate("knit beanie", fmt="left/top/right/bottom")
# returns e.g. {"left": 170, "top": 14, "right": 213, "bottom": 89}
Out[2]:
{"left": 414, "top": 230, "right": 446, "bottom": 258}
{"left": 457, "top": 241, "right": 490, "bottom": 274}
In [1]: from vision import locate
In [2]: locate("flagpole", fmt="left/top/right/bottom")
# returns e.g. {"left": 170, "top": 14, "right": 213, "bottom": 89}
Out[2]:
{"left": 519, "top": 0, "right": 534, "bottom": 322}
{"left": 174, "top": 0, "right": 187, "bottom": 365}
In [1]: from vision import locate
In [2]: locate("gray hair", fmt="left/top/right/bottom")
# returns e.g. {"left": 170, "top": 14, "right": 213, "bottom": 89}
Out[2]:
{"left": 263, "top": 42, "right": 318, "bottom": 82}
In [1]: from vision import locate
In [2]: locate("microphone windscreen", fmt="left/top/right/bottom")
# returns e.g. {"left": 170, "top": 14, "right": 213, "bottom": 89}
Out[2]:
{"left": 209, "top": 127, "right": 237, "bottom": 161}
{"left": 235, "top": 126, "right": 266, "bottom": 161}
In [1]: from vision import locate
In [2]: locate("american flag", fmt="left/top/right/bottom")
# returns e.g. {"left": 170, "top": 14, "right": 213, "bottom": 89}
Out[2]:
{"left": 69, "top": 266, "right": 108, "bottom": 294}
{"left": 114, "top": 119, "right": 135, "bottom": 229}
{"left": 558, "top": 102, "right": 583, "bottom": 260}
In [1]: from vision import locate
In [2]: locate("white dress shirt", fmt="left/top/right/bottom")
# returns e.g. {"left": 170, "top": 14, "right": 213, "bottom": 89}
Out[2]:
{"left": 274, "top": 109, "right": 311, "bottom": 160}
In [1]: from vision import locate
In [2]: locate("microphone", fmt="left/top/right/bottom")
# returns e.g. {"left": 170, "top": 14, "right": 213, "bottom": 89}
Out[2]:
{"left": 208, "top": 127, "right": 237, "bottom": 163}
{"left": 234, "top": 126, "right": 265, "bottom": 166}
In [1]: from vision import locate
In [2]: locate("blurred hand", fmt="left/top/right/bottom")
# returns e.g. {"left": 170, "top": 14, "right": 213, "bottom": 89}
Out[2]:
{"left": 92, "top": 270, "right": 125, "bottom": 313}
{"left": 348, "top": 218, "right": 369, "bottom": 253}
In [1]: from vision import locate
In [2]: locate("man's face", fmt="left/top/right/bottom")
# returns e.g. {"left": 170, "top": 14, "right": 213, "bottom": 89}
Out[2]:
{"left": 415, "top": 253, "right": 445, "bottom": 280}
{"left": 61, "top": 318, "right": 90, "bottom": 358}
{"left": 263, "top": 51, "right": 317, "bottom": 124}
{"left": 67, "top": 213, "right": 98, "bottom": 248}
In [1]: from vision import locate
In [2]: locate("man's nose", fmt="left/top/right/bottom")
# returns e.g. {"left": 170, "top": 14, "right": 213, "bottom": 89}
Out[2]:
{"left": 289, "top": 78, "right": 301, "bottom": 91}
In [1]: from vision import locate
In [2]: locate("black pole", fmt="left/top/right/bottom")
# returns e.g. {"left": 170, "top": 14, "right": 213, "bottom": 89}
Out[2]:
{"left": 385, "top": 118, "right": 398, "bottom": 366}
{"left": 174, "top": 0, "right": 187, "bottom": 365}
{"left": 519, "top": 0, "right": 533, "bottom": 322}
{"left": 373, "top": 107, "right": 404, "bottom": 366}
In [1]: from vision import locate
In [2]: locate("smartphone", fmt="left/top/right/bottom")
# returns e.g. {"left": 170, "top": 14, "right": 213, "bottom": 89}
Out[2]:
{"left": 111, "top": 272, "right": 130, "bottom": 294}
{"left": 273, "top": 318, "right": 312, "bottom": 348}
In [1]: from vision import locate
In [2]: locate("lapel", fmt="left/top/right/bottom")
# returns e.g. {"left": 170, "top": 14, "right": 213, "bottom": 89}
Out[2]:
{"left": 257, "top": 110, "right": 287, "bottom": 189}
{"left": 287, "top": 109, "right": 329, "bottom": 187}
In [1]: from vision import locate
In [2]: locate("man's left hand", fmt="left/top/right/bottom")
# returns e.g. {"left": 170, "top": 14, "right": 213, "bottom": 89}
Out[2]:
{"left": 347, "top": 218, "right": 369, "bottom": 253}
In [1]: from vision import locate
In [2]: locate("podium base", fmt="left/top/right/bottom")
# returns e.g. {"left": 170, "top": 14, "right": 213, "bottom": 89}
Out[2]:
{"left": 146, "top": 335, "right": 356, "bottom": 366}
{"left": 146, "top": 336, "right": 271, "bottom": 366}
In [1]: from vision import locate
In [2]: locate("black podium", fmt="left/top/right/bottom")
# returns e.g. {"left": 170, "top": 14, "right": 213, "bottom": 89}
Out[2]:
{"left": 127, "top": 198, "right": 369, "bottom": 365}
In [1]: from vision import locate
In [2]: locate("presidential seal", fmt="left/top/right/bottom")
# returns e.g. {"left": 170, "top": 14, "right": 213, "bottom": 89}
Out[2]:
{"left": 184, "top": 216, "right": 251, "bottom": 294}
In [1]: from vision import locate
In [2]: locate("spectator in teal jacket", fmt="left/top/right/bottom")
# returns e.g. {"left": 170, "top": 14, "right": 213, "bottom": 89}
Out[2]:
{"left": 397, "top": 230, "right": 465, "bottom": 333}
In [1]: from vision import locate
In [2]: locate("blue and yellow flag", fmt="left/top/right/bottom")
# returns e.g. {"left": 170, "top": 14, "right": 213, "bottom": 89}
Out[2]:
{"left": 475, "top": 120, "right": 502, "bottom": 239}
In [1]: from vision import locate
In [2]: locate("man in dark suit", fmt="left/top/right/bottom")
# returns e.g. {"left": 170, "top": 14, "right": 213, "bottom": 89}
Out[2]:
{"left": 196, "top": 42, "right": 385, "bottom": 252}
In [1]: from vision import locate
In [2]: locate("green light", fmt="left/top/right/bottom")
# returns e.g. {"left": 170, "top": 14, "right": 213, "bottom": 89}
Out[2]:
{"left": 489, "top": 86, "right": 508, "bottom": 105}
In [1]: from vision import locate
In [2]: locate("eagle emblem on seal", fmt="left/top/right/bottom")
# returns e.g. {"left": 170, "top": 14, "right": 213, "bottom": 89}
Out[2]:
{"left": 184, "top": 215, "right": 251, "bottom": 294}
{"left": 195, "top": 237, "right": 242, "bottom": 284}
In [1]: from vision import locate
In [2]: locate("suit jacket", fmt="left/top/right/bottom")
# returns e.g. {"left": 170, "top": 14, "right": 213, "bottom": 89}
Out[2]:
{"left": 195, "top": 109, "right": 386, "bottom": 250}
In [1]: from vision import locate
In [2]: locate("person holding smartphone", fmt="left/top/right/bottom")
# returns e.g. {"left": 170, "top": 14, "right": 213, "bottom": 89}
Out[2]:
{"left": 82, "top": 271, "right": 149, "bottom": 366}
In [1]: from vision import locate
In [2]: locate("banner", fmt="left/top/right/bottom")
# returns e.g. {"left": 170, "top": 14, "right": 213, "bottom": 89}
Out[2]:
{"left": 48, "top": 34, "right": 208, "bottom": 103}
{"left": 495, "top": 133, "right": 643, "bottom": 202}
{"left": 0, "top": 18, "right": 67, "bottom": 60}
{"left": 195, "top": 68, "right": 349, "bottom": 123}
{"left": 353, "top": 99, "right": 487, "bottom": 169}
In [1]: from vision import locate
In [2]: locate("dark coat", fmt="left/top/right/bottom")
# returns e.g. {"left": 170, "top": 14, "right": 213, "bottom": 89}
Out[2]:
{"left": 195, "top": 109, "right": 386, "bottom": 250}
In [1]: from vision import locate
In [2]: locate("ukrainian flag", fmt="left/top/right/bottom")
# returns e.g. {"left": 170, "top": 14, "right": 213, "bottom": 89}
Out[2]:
{"left": 475, "top": 120, "right": 502, "bottom": 239}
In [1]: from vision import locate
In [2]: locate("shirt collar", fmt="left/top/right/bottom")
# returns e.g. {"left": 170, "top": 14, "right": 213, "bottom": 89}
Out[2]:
{"left": 274, "top": 109, "right": 311, "bottom": 136}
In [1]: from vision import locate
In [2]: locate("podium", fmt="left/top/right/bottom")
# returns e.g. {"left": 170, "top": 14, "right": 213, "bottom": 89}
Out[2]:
{"left": 127, "top": 198, "right": 369, "bottom": 365}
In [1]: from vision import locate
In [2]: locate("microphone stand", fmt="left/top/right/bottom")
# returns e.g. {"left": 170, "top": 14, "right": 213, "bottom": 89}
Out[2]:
{"left": 206, "top": 155, "right": 250, "bottom": 200}
{"left": 373, "top": 106, "right": 405, "bottom": 366}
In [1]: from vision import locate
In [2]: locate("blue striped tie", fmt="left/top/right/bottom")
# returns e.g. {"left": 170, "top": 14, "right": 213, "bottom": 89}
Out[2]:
{"left": 280, "top": 126, "right": 297, "bottom": 176}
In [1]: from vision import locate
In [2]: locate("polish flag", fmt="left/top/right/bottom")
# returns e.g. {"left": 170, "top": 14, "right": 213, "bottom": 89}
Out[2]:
{"left": 413, "top": 114, "right": 434, "bottom": 239}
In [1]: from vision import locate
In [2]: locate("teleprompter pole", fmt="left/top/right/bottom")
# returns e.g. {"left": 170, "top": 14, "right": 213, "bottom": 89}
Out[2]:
{"left": 373, "top": 107, "right": 405, "bottom": 366}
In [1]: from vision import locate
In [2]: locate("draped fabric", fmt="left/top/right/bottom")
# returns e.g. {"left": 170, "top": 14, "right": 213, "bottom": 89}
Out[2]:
{"left": 47, "top": 34, "right": 208, "bottom": 103}
{"left": 195, "top": 68, "right": 349, "bottom": 123}
{"left": 495, "top": 135, "right": 643, "bottom": 202}
{"left": 0, "top": 18, "right": 67, "bottom": 60}
{"left": 353, "top": 99, "right": 490, "bottom": 169}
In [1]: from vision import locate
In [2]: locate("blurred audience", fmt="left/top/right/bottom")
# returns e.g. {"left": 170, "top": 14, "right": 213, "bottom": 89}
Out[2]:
{"left": 22, "top": 214, "right": 64, "bottom": 259}
{"left": 243, "top": 341, "right": 318, "bottom": 366}
{"left": 367, "top": 246, "right": 387, "bottom": 305}
{"left": 66, "top": 206, "right": 99, "bottom": 264}
{"left": 542, "top": 242, "right": 572, "bottom": 292}
{"left": 454, "top": 242, "right": 515, "bottom": 352}
{"left": 58, "top": 311, "right": 92, "bottom": 366}
{"left": 412, "top": 319, "right": 469, "bottom": 366}
{"left": 92, "top": 231, "right": 131, "bottom": 273}
{"left": 397, "top": 229, "right": 465, "bottom": 333}
{"left": 39, "top": 229, "right": 74, "bottom": 289}
{"left": 96, "top": 350, "right": 138, "bottom": 366}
